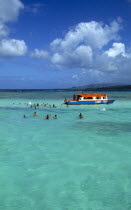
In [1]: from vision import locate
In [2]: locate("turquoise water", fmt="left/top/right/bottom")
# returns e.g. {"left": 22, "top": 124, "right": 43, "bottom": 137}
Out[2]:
{"left": 0, "top": 91, "right": 131, "bottom": 210}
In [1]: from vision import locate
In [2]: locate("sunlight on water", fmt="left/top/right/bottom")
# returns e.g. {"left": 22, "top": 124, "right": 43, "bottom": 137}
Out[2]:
{"left": 0, "top": 91, "right": 131, "bottom": 210}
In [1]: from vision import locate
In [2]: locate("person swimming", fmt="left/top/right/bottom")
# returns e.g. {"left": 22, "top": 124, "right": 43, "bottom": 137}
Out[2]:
{"left": 79, "top": 113, "right": 83, "bottom": 119}
{"left": 33, "top": 112, "right": 38, "bottom": 116}
{"left": 45, "top": 115, "right": 49, "bottom": 119}
{"left": 53, "top": 115, "right": 57, "bottom": 119}
{"left": 23, "top": 115, "right": 27, "bottom": 118}
{"left": 53, "top": 104, "right": 55, "bottom": 107}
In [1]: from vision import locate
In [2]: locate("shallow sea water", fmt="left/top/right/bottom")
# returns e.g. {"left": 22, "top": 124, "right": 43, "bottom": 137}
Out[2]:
{"left": 0, "top": 91, "right": 131, "bottom": 210}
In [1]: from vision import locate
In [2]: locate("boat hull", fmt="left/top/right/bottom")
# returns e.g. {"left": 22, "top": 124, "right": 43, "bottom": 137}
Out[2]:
{"left": 65, "top": 99, "right": 115, "bottom": 105}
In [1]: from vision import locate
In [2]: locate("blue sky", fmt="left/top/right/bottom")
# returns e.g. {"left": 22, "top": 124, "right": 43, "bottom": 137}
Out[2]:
{"left": 0, "top": 0, "right": 131, "bottom": 89}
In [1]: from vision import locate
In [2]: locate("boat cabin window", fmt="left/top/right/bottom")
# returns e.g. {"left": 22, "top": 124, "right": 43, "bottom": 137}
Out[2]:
{"left": 103, "top": 97, "right": 106, "bottom": 99}
{"left": 84, "top": 97, "right": 93, "bottom": 99}
{"left": 76, "top": 95, "right": 81, "bottom": 100}
{"left": 96, "top": 97, "right": 102, "bottom": 99}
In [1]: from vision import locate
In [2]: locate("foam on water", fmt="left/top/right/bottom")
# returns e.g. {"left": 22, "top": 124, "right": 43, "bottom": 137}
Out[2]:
{"left": 0, "top": 91, "right": 131, "bottom": 210}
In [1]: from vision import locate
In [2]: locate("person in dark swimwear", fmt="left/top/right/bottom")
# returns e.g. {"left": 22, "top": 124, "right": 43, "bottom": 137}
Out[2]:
{"left": 33, "top": 112, "right": 38, "bottom": 116}
{"left": 45, "top": 115, "right": 49, "bottom": 119}
{"left": 79, "top": 113, "right": 83, "bottom": 119}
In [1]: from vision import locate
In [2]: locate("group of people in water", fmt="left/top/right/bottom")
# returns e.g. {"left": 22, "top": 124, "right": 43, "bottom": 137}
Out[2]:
{"left": 13, "top": 102, "right": 58, "bottom": 109}
{"left": 27, "top": 103, "right": 57, "bottom": 109}
{"left": 23, "top": 112, "right": 58, "bottom": 119}
{"left": 23, "top": 112, "right": 83, "bottom": 119}
{"left": 13, "top": 102, "right": 83, "bottom": 119}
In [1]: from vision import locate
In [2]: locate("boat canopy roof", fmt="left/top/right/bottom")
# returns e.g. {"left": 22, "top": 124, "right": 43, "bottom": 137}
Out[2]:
{"left": 75, "top": 93, "right": 107, "bottom": 97}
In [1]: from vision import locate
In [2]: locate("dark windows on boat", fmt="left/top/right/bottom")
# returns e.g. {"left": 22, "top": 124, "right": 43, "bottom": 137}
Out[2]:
{"left": 77, "top": 95, "right": 81, "bottom": 100}
{"left": 96, "top": 97, "right": 101, "bottom": 99}
{"left": 84, "top": 97, "right": 93, "bottom": 99}
{"left": 103, "top": 97, "right": 106, "bottom": 99}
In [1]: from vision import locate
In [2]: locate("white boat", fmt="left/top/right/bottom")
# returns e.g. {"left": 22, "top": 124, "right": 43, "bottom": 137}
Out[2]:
{"left": 64, "top": 93, "right": 116, "bottom": 105}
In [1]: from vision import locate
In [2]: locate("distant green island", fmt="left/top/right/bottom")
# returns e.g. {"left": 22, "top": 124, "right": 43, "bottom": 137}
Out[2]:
{"left": 70, "top": 84, "right": 131, "bottom": 91}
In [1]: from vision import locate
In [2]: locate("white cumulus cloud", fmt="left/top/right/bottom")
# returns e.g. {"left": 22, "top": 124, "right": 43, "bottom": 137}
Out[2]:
{"left": 51, "top": 45, "right": 92, "bottom": 68}
{"left": 0, "top": 39, "right": 27, "bottom": 57}
{"left": 49, "top": 20, "right": 122, "bottom": 68}
{"left": 31, "top": 19, "right": 131, "bottom": 83}
{"left": 0, "top": 22, "right": 9, "bottom": 38}
{"left": 105, "top": 42, "right": 127, "bottom": 57}
{"left": 31, "top": 49, "right": 49, "bottom": 59}
{"left": 51, "top": 20, "right": 121, "bottom": 51}
{"left": 0, "top": 0, "right": 28, "bottom": 58}
{"left": 0, "top": 0, "right": 24, "bottom": 23}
